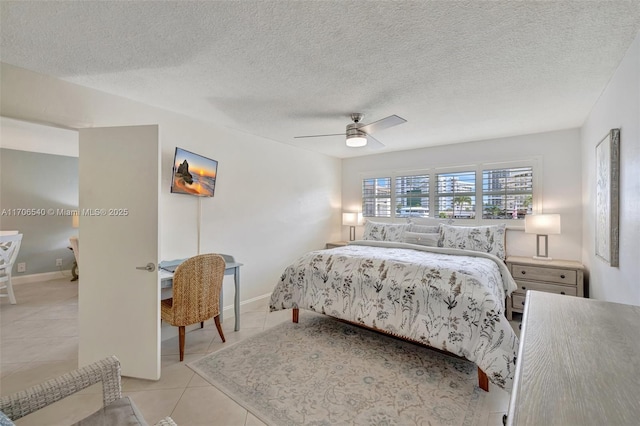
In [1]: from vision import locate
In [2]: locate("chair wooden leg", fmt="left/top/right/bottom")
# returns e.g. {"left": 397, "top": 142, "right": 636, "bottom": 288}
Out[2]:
{"left": 179, "top": 326, "right": 185, "bottom": 362}
{"left": 214, "top": 315, "right": 225, "bottom": 343}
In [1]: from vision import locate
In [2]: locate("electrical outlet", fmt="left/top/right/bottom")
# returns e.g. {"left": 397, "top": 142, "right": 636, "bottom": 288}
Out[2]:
{"left": 56, "top": 258, "right": 63, "bottom": 266}
{"left": 17, "top": 262, "right": 26, "bottom": 273}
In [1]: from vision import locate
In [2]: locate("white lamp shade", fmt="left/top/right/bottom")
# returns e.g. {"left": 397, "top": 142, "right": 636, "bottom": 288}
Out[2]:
{"left": 525, "top": 214, "right": 561, "bottom": 235}
{"left": 346, "top": 136, "right": 367, "bottom": 147}
{"left": 342, "top": 212, "right": 363, "bottom": 226}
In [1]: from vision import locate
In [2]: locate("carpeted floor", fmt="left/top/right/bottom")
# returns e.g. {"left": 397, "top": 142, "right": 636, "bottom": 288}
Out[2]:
{"left": 189, "top": 315, "right": 488, "bottom": 426}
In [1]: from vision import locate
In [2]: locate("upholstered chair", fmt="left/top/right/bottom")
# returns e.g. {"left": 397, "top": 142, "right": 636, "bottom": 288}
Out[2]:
{"left": 161, "top": 253, "right": 226, "bottom": 361}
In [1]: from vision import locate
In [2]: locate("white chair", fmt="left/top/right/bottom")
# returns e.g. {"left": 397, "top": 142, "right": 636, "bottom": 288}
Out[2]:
{"left": 0, "top": 233, "right": 23, "bottom": 304}
{"left": 69, "top": 236, "right": 79, "bottom": 280}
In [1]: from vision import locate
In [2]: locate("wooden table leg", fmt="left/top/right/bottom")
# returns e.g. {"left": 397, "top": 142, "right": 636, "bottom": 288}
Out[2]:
{"left": 233, "top": 267, "right": 240, "bottom": 331}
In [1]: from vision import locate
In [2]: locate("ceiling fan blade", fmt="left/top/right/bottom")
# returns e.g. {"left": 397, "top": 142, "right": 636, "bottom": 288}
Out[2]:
{"left": 358, "top": 115, "right": 406, "bottom": 134}
{"left": 366, "top": 134, "right": 385, "bottom": 149}
{"left": 294, "top": 133, "right": 345, "bottom": 139}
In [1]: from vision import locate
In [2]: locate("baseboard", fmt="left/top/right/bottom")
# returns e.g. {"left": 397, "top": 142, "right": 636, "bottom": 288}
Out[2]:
{"left": 222, "top": 292, "right": 271, "bottom": 314}
{"left": 12, "top": 270, "right": 72, "bottom": 285}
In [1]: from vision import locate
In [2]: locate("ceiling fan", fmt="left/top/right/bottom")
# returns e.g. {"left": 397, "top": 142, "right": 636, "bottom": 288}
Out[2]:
{"left": 294, "top": 113, "right": 407, "bottom": 148}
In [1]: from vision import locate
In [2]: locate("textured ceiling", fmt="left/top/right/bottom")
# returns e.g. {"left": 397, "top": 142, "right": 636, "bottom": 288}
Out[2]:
{"left": 2, "top": 1, "right": 640, "bottom": 158}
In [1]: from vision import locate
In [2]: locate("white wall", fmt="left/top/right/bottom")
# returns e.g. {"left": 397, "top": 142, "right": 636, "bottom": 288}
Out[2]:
{"left": 0, "top": 63, "right": 342, "bottom": 305}
{"left": 0, "top": 118, "right": 79, "bottom": 277}
{"left": 0, "top": 116, "right": 78, "bottom": 157}
{"left": 581, "top": 32, "right": 640, "bottom": 305}
{"left": 0, "top": 148, "right": 78, "bottom": 274}
{"left": 342, "top": 128, "right": 583, "bottom": 262}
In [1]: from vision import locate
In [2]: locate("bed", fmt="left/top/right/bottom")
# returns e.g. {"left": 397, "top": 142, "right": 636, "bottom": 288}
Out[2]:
{"left": 269, "top": 222, "right": 519, "bottom": 392}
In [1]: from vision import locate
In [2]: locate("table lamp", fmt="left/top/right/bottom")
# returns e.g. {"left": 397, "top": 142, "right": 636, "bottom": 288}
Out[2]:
{"left": 524, "top": 214, "right": 561, "bottom": 260}
{"left": 342, "top": 212, "right": 363, "bottom": 241}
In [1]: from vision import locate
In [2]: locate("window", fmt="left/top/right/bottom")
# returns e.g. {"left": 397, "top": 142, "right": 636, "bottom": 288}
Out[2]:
{"left": 482, "top": 166, "right": 533, "bottom": 219}
{"left": 360, "top": 160, "right": 537, "bottom": 223}
{"left": 435, "top": 171, "right": 476, "bottom": 219}
{"left": 395, "top": 174, "right": 429, "bottom": 217}
{"left": 362, "top": 177, "right": 391, "bottom": 217}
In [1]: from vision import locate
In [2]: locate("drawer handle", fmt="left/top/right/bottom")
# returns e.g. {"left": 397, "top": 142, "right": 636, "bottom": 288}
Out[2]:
{"left": 521, "top": 301, "right": 525, "bottom": 306}
{"left": 560, "top": 274, "right": 566, "bottom": 279}
{"left": 521, "top": 271, "right": 526, "bottom": 275}
{"left": 521, "top": 286, "right": 526, "bottom": 290}
{"left": 560, "top": 291, "right": 565, "bottom": 295}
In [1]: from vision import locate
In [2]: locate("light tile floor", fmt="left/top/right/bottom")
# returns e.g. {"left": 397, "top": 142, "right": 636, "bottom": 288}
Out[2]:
{"left": 1, "top": 277, "right": 520, "bottom": 425}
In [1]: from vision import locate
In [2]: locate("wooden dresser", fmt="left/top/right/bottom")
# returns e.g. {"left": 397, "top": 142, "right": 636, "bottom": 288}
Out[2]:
{"left": 506, "top": 256, "right": 584, "bottom": 320}
{"left": 506, "top": 291, "right": 640, "bottom": 425}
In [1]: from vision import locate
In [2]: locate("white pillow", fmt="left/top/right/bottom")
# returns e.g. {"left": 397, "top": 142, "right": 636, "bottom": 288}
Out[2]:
{"left": 408, "top": 224, "right": 439, "bottom": 233}
{"left": 362, "top": 221, "right": 410, "bottom": 242}
{"left": 408, "top": 217, "right": 455, "bottom": 226}
{"left": 438, "top": 224, "right": 507, "bottom": 260}
{"left": 403, "top": 232, "right": 439, "bottom": 247}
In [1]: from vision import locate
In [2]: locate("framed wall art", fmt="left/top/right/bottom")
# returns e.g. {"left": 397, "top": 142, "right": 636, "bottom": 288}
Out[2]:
{"left": 595, "top": 128, "right": 620, "bottom": 266}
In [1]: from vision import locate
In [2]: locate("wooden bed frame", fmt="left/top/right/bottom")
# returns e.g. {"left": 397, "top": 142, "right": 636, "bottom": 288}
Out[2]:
{"left": 291, "top": 307, "right": 490, "bottom": 392}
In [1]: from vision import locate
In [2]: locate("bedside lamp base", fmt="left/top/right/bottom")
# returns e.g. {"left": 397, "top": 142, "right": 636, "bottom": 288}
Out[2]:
{"left": 532, "top": 256, "right": 553, "bottom": 261}
{"left": 533, "top": 234, "right": 552, "bottom": 261}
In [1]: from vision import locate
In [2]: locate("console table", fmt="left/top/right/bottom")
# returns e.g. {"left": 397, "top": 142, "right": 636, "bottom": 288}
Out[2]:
{"left": 506, "top": 290, "right": 640, "bottom": 425}
{"left": 159, "top": 254, "right": 243, "bottom": 331}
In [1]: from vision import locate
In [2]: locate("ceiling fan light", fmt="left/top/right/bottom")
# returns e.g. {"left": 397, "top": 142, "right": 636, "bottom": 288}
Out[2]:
{"left": 346, "top": 136, "right": 367, "bottom": 147}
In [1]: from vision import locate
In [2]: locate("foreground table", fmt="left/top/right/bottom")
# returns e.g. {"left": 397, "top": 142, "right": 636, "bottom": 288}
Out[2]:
{"left": 506, "top": 290, "right": 640, "bottom": 425}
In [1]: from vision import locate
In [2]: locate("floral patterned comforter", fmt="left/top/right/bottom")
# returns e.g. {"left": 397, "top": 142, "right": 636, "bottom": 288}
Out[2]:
{"left": 269, "top": 240, "right": 519, "bottom": 390}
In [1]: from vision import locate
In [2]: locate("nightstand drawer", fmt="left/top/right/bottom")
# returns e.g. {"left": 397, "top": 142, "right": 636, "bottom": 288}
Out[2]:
{"left": 511, "top": 264, "right": 577, "bottom": 285}
{"left": 512, "top": 293, "right": 527, "bottom": 309}
{"left": 505, "top": 256, "right": 585, "bottom": 320}
{"left": 515, "top": 280, "right": 577, "bottom": 296}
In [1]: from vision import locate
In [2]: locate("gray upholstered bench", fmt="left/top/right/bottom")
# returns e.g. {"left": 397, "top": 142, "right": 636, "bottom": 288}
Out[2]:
{"left": 0, "top": 356, "right": 176, "bottom": 425}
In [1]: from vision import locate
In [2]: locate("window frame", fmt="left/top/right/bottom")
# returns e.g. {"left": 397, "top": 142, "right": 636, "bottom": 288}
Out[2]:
{"left": 362, "top": 176, "right": 392, "bottom": 218}
{"left": 482, "top": 164, "right": 534, "bottom": 220}
{"left": 434, "top": 169, "right": 477, "bottom": 220}
{"left": 360, "top": 158, "right": 540, "bottom": 227}
{"left": 395, "top": 173, "right": 430, "bottom": 218}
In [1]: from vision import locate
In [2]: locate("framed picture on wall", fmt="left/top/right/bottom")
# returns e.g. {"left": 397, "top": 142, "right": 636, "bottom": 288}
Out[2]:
{"left": 595, "top": 128, "right": 620, "bottom": 267}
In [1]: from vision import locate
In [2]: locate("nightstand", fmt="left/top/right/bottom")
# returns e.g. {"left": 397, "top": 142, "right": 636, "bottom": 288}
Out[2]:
{"left": 505, "top": 256, "right": 585, "bottom": 320}
{"left": 325, "top": 241, "right": 348, "bottom": 249}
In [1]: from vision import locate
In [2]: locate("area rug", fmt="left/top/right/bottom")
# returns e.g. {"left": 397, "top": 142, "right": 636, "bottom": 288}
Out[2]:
{"left": 188, "top": 315, "right": 488, "bottom": 426}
